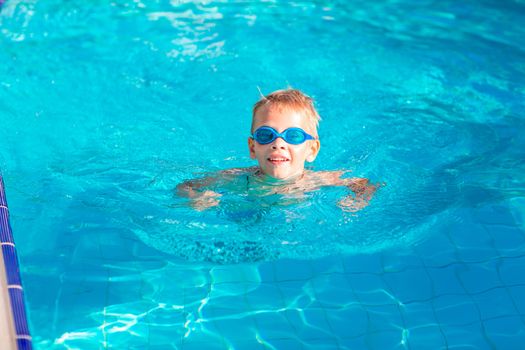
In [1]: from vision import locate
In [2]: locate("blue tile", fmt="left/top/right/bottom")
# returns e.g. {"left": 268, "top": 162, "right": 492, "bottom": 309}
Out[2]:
{"left": 472, "top": 287, "right": 520, "bottom": 320}
{"left": 310, "top": 254, "right": 345, "bottom": 275}
{"left": 366, "top": 304, "right": 405, "bottom": 331}
{"left": 401, "top": 301, "right": 440, "bottom": 329}
{"left": 306, "top": 337, "right": 341, "bottom": 349}
{"left": 283, "top": 308, "right": 332, "bottom": 340}
{"left": 16, "top": 338, "right": 33, "bottom": 350}
{"left": 0, "top": 179, "right": 6, "bottom": 206}
{"left": 425, "top": 264, "right": 465, "bottom": 296}
{"left": 273, "top": 258, "right": 314, "bottom": 281}
{"left": 381, "top": 251, "right": 423, "bottom": 273}
{"left": 485, "top": 224, "right": 525, "bottom": 254}
{"left": 363, "top": 329, "right": 401, "bottom": 349}
{"left": 325, "top": 304, "right": 368, "bottom": 338}
{"left": 261, "top": 338, "right": 303, "bottom": 350}
{"left": 2, "top": 245, "right": 21, "bottom": 286}
{"left": 310, "top": 273, "right": 354, "bottom": 307}
{"left": 180, "top": 339, "right": 228, "bottom": 350}
{"left": 8, "top": 288, "right": 30, "bottom": 336}
{"left": 433, "top": 295, "right": 480, "bottom": 326}
{"left": 415, "top": 231, "right": 457, "bottom": 267}
{"left": 406, "top": 324, "right": 447, "bottom": 349}
{"left": 383, "top": 267, "right": 433, "bottom": 303}
{"left": 252, "top": 312, "right": 296, "bottom": 339}
{"left": 456, "top": 260, "right": 503, "bottom": 294}
{"left": 228, "top": 338, "right": 267, "bottom": 350}
{"left": 339, "top": 335, "right": 367, "bottom": 349}
{"left": 202, "top": 298, "right": 251, "bottom": 320}
{"left": 134, "top": 345, "right": 177, "bottom": 350}
{"left": 210, "top": 264, "right": 262, "bottom": 284}
{"left": 256, "top": 261, "right": 276, "bottom": 282}
{"left": 456, "top": 246, "right": 500, "bottom": 264}
{"left": 483, "top": 316, "right": 525, "bottom": 349}
{"left": 278, "top": 280, "right": 318, "bottom": 308}
{"left": 441, "top": 323, "right": 491, "bottom": 349}
{"left": 472, "top": 204, "right": 518, "bottom": 226}
{"left": 347, "top": 274, "right": 392, "bottom": 306}
{"left": 342, "top": 253, "right": 384, "bottom": 274}
{"left": 246, "top": 283, "right": 286, "bottom": 309}
{"left": 0, "top": 207, "right": 14, "bottom": 243}
{"left": 508, "top": 285, "right": 525, "bottom": 314}
{"left": 498, "top": 255, "right": 525, "bottom": 285}
{"left": 446, "top": 221, "right": 499, "bottom": 263}
{"left": 207, "top": 313, "right": 257, "bottom": 341}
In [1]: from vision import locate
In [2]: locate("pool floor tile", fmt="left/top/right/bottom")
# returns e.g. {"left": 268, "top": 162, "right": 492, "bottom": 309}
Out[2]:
{"left": 455, "top": 260, "right": 504, "bottom": 294}
{"left": 282, "top": 308, "right": 333, "bottom": 340}
{"left": 483, "top": 315, "right": 525, "bottom": 348}
{"left": 472, "top": 287, "right": 520, "bottom": 320}
{"left": 363, "top": 329, "right": 403, "bottom": 349}
{"left": 325, "top": 304, "right": 368, "bottom": 338}
{"left": 252, "top": 312, "right": 297, "bottom": 339}
{"left": 260, "top": 337, "right": 304, "bottom": 350}
{"left": 310, "top": 273, "right": 355, "bottom": 307}
{"left": 383, "top": 266, "right": 434, "bottom": 303}
{"left": 406, "top": 324, "right": 447, "bottom": 349}
{"left": 433, "top": 294, "right": 481, "bottom": 327}
{"left": 498, "top": 255, "right": 525, "bottom": 285}
{"left": 365, "top": 304, "right": 406, "bottom": 331}
{"left": 507, "top": 285, "right": 525, "bottom": 314}
{"left": 440, "top": 322, "right": 492, "bottom": 350}
{"left": 273, "top": 259, "right": 314, "bottom": 282}
{"left": 485, "top": 224, "right": 525, "bottom": 254}
{"left": 341, "top": 253, "right": 384, "bottom": 274}
{"left": 425, "top": 264, "right": 466, "bottom": 296}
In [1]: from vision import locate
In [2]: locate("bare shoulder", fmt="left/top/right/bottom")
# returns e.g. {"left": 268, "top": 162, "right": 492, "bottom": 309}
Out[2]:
{"left": 304, "top": 170, "right": 378, "bottom": 193}
{"left": 177, "top": 167, "right": 255, "bottom": 194}
{"left": 305, "top": 170, "right": 348, "bottom": 186}
{"left": 220, "top": 166, "right": 258, "bottom": 176}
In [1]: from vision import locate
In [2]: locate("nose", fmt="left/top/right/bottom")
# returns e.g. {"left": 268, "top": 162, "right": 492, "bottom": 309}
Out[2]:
{"left": 271, "top": 137, "right": 287, "bottom": 149}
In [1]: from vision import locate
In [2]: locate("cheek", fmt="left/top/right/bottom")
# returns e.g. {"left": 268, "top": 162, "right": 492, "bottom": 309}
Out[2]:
{"left": 292, "top": 146, "right": 309, "bottom": 160}
{"left": 254, "top": 144, "right": 267, "bottom": 157}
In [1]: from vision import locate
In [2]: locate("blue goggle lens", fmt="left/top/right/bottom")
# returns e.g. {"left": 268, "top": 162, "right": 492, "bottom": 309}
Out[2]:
{"left": 286, "top": 129, "right": 305, "bottom": 144}
{"left": 254, "top": 128, "right": 275, "bottom": 144}
{"left": 252, "top": 127, "right": 314, "bottom": 145}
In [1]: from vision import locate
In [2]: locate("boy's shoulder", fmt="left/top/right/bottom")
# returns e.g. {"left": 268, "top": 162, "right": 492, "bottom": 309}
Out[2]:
{"left": 219, "top": 166, "right": 259, "bottom": 177}
{"left": 303, "top": 169, "right": 348, "bottom": 186}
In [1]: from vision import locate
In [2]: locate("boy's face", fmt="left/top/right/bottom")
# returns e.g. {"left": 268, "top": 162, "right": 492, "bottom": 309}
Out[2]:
{"left": 248, "top": 105, "right": 320, "bottom": 180}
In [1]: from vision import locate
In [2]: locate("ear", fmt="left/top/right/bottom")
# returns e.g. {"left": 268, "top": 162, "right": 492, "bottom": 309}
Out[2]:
{"left": 306, "top": 140, "right": 320, "bottom": 162}
{"left": 248, "top": 137, "right": 256, "bottom": 159}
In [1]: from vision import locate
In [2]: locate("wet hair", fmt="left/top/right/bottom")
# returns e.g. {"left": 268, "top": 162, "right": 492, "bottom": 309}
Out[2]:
{"left": 251, "top": 88, "right": 321, "bottom": 136}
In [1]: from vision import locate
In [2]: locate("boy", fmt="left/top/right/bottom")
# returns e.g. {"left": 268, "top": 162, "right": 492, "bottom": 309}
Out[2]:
{"left": 177, "top": 88, "right": 376, "bottom": 211}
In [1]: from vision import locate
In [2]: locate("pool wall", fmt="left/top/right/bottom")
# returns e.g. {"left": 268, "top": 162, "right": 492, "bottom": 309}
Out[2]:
{"left": 0, "top": 175, "right": 32, "bottom": 350}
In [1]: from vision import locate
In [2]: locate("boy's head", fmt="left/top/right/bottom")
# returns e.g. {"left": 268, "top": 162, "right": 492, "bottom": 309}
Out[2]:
{"left": 248, "top": 88, "right": 321, "bottom": 180}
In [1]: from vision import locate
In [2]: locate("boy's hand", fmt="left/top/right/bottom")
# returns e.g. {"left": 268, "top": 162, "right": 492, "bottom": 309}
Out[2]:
{"left": 337, "top": 178, "right": 377, "bottom": 212}
{"left": 337, "top": 196, "right": 368, "bottom": 212}
{"left": 190, "top": 190, "right": 221, "bottom": 211}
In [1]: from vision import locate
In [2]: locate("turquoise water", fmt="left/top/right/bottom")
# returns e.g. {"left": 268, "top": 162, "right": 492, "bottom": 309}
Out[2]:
{"left": 1, "top": 0, "right": 525, "bottom": 349}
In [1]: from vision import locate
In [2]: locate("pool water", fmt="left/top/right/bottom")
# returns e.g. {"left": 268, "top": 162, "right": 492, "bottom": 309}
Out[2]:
{"left": 1, "top": 0, "right": 525, "bottom": 348}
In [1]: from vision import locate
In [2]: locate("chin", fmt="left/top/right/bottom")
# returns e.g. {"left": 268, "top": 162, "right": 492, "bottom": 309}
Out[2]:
{"left": 266, "top": 169, "right": 301, "bottom": 181}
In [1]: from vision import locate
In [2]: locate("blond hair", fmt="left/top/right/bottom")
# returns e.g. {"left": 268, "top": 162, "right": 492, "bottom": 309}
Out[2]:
{"left": 251, "top": 88, "right": 321, "bottom": 136}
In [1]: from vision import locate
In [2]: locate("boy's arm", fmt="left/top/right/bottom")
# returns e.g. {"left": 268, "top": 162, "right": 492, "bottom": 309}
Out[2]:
{"left": 338, "top": 177, "right": 377, "bottom": 212}
{"left": 176, "top": 168, "right": 250, "bottom": 211}
{"left": 176, "top": 176, "right": 222, "bottom": 211}
{"left": 314, "top": 171, "right": 377, "bottom": 212}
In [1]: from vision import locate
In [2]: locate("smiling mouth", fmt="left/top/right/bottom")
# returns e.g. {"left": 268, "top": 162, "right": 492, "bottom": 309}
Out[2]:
{"left": 267, "top": 157, "right": 290, "bottom": 165}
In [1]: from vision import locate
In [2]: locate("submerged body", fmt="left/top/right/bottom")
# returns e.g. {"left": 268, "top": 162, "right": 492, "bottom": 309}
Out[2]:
{"left": 177, "top": 167, "right": 376, "bottom": 212}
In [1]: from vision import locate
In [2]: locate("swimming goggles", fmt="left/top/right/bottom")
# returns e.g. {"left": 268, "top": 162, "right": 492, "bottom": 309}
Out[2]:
{"left": 251, "top": 126, "right": 316, "bottom": 145}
